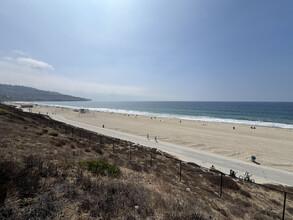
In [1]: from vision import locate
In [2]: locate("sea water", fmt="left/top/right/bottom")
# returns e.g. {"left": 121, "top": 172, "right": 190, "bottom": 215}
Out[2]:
{"left": 33, "top": 101, "right": 293, "bottom": 129}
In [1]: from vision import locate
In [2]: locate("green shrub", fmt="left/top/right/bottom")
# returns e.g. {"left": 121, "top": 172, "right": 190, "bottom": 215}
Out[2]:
{"left": 78, "top": 160, "right": 120, "bottom": 177}
{"left": 48, "top": 131, "right": 58, "bottom": 137}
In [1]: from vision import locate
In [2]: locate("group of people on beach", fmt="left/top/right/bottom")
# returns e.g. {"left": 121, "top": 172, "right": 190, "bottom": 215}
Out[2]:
{"left": 147, "top": 133, "right": 158, "bottom": 142}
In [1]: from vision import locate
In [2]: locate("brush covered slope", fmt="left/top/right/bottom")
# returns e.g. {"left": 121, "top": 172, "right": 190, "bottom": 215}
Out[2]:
{"left": 0, "top": 104, "right": 293, "bottom": 220}
{"left": 0, "top": 84, "right": 90, "bottom": 101}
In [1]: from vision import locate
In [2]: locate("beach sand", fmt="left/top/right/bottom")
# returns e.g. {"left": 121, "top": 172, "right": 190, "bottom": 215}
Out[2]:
{"left": 30, "top": 104, "right": 293, "bottom": 172}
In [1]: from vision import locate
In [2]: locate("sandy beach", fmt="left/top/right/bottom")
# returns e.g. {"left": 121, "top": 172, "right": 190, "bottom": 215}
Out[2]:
{"left": 29, "top": 104, "right": 293, "bottom": 173}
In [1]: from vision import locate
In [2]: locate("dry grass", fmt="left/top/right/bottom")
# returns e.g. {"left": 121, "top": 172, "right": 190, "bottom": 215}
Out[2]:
{"left": 0, "top": 103, "right": 293, "bottom": 219}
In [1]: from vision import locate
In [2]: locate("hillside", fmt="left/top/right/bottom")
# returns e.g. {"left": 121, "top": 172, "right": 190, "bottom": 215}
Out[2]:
{"left": 0, "top": 84, "right": 90, "bottom": 101}
{"left": 0, "top": 103, "right": 292, "bottom": 219}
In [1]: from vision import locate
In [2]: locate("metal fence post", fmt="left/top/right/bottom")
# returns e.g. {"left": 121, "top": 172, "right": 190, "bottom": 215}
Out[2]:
{"left": 282, "top": 192, "right": 287, "bottom": 220}
{"left": 219, "top": 173, "right": 223, "bottom": 198}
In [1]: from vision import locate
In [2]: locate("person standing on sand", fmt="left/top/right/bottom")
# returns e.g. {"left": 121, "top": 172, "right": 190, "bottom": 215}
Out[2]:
{"left": 155, "top": 136, "right": 158, "bottom": 142}
{"left": 147, "top": 133, "right": 149, "bottom": 139}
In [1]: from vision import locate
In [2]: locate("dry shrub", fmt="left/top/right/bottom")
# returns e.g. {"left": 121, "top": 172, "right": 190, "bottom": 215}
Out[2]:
{"left": 229, "top": 203, "right": 246, "bottom": 218}
{"left": 55, "top": 139, "right": 67, "bottom": 147}
{"left": 128, "top": 162, "right": 143, "bottom": 172}
{"left": 24, "top": 155, "right": 40, "bottom": 169}
{"left": 270, "top": 198, "right": 281, "bottom": 206}
{"left": 0, "top": 202, "right": 13, "bottom": 219}
{"left": 254, "top": 209, "right": 280, "bottom": 220}
{"left": 164, "top": 212, "right": 206, "bottom": 220}
{"left": 288, "top": 207, "right": 293, "bottom": 215}
{"left": 39, "top": 162, "right": 58, "bottom": 178}
{"left": 4, "top": 157, "right": 59, "bottom": 202}
{"left": 0, "top": 161, "right": 18, "bottom": 203}
{"left": 16, "top": 168, "right": 40, "bottom": 199}
{"left": 239, "top": 189, "right": 251, "bottom": 198}
{"left": 76, "top": 171, "right": 94, "bottom": 191}
{"left": 233, "top": 197, "right": 252, "bottom": 208}
{"left": 161, "top": 194, "right": 207, "bottom": 220}
{"left": 92, "top": 144, "right": 104, "bottom": 154}
{"left": 77, "top": 181, "right": 154, "bottom": 219}
{"left": 24, "top": 194, "right": 59, "bottom": 219}
{"left": 63, "top": 184, "right": 79, "bottom": 200}
{"left": 254, "top": 213, "right": 271, "bottom": 220}
{"left": 205, "top": 174, "right": 239, "bottom": 190}
{"left": 36, "top": 129, "right": 48, "bottom": 136}
{"left": 0, "top": 158, "right": 41, "bottom": 200}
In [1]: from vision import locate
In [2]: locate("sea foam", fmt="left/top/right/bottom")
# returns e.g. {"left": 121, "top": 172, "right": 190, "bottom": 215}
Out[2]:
{"left": 90, "top": 107, "right": 293, "bottom": 129}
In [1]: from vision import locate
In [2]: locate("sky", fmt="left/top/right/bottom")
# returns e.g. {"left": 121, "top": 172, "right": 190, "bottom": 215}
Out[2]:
{"left": 0, "top": 0, "right": 293, "bottom": 101}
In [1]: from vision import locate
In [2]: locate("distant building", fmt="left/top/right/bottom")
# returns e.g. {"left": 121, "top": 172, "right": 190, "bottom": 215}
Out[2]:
{"left": 20, "top": 103, "right": 34, "bottom": 108}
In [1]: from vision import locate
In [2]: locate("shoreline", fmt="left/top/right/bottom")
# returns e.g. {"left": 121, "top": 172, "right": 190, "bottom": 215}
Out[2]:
{"left": 10, "top": 101, "right": 293, "bottom": 130}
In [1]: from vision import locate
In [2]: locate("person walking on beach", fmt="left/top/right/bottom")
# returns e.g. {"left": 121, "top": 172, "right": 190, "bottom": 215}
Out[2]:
{"left": 147, "top": 133, "right": 149, "bottom": 140}
{"left": 155, "top": 136, "right": 158, "bottom": 142}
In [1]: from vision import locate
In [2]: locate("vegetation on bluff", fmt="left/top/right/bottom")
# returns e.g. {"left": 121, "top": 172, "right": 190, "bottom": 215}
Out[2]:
{"left": 0, "top": 83, "right": 90, "bottom": 101}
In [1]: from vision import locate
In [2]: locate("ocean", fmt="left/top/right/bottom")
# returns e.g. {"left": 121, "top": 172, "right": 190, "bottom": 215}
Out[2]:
{"left": 33, "top": 101, "right": 293, "bottom": 129}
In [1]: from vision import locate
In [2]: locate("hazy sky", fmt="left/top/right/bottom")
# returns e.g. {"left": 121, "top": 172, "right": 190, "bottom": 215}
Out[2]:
{"left": 0, "top": 0, "right": 293, "bottom": 101}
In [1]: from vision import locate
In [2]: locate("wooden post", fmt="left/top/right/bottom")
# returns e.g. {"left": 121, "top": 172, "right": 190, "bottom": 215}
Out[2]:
{"left": 112, "top": 139, "right": 115, "bottom": 154}
{"left": 79, "top": 130, "right": 81, "bottom": 140}
{"left": 99, "top": 136, "right": 102, "bottom": 147}
{"left": 71, "top": 127, "right": 73, "bottom": 137}
{"left": 282, "top": 192, "right": 287, "bottom": 220}
{"left": 88, "top": 133, "right": 91, "bottom": 144}
{"left": 129, "top": 144, "right": 132, "bottom": 161}
{"left": 179, "top": 160, "right": 182, "bottom": 182}
{"left": 219, "top": 173, "right": 223, "bottom": 198}
{"left": 65, "top": 125, "right": 67, "bottom": 134}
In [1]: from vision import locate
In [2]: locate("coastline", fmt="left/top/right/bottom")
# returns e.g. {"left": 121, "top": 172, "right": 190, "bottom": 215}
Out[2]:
{"left": 24, "top": 103, "right": 293, "bottom": 173}
{"left": 15, "top": 101, "right": 293, "bottom": 129}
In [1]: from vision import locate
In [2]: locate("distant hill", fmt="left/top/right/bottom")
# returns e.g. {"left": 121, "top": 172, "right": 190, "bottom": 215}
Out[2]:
{"left": 0, "top": 84, "right": 91, "bottom": 101}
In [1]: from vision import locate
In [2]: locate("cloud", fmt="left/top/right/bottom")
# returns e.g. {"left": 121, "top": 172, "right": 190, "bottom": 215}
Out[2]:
{"left": 2, "top": 55, "right": 54, "bottom": 71}
{"left": 16, "top": 57, "right": 54, "bottom": 71}
{"left": 12, "top": 50, "right": 29, "bottom": 56}
{"left": 0, "top": 58, "right": 145, "bottom": 97}
{"left": 2, "top": 56, "right": 13, "bottom": 61}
